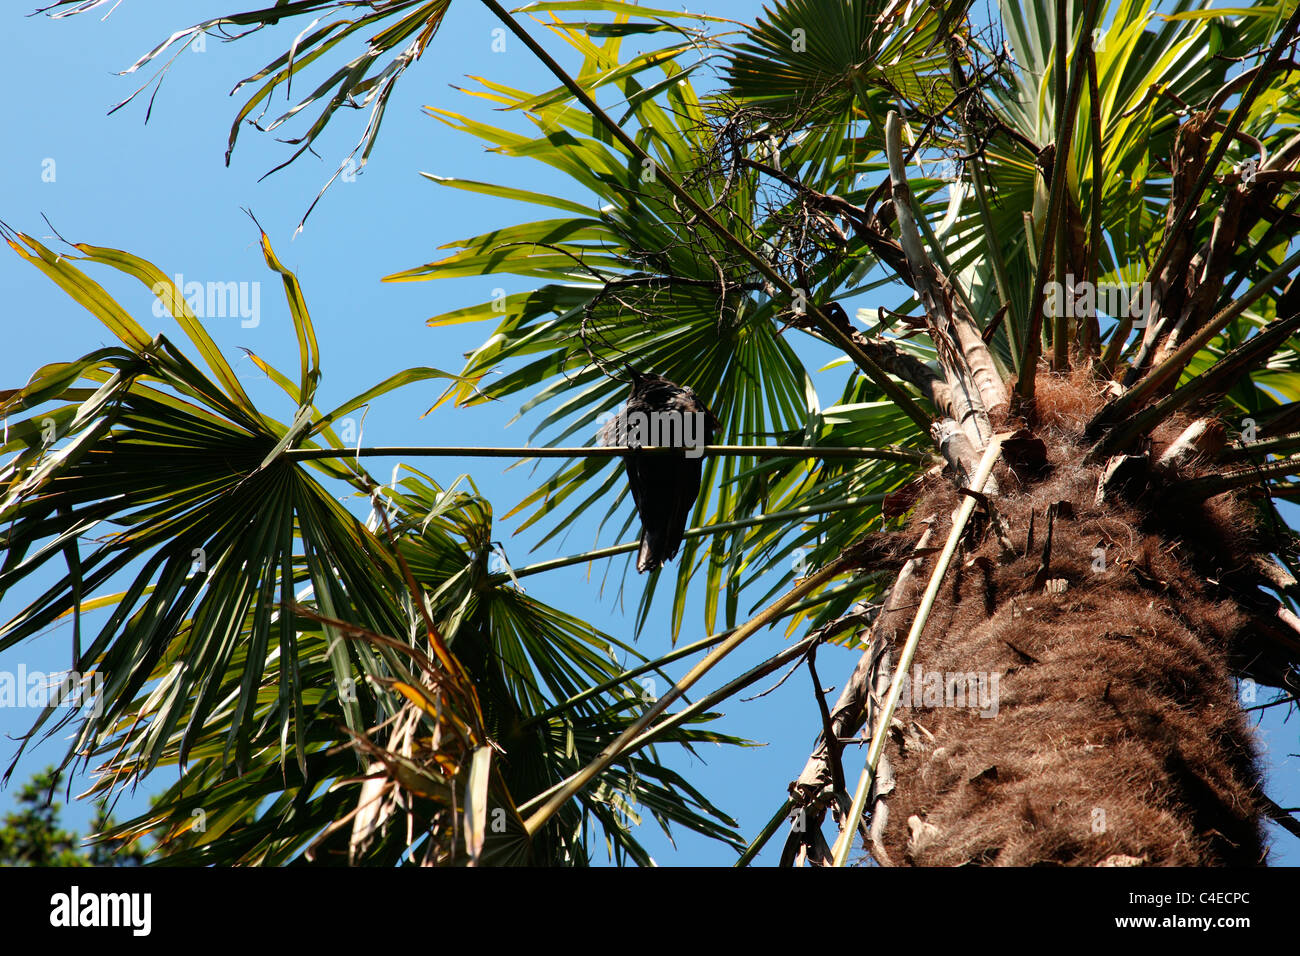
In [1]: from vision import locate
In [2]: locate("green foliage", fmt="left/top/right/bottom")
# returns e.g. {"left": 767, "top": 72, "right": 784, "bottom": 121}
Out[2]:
{"left": 0, "top": 767, "right": 148, "bottom": 866}
{"left": 0, "top": 223, "right": 743, "bottom": 865}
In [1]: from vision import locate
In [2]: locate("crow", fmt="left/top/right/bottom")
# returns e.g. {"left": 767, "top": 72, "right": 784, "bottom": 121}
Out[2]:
{"left": 599, "top": 367, "right": 719, "bottom": 572}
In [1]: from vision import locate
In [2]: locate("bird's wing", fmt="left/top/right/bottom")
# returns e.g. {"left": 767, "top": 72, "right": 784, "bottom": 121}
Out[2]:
{"left": 661, "top": 456, "right": 703, "bottom": 565}
{"left": 682, "top": 387, "right": 721, "bottom": 439}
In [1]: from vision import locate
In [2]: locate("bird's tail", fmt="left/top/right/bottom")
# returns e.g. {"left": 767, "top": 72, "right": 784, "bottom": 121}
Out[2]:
{"left": 637, "top": 528, "right": 673, "bottom": 573}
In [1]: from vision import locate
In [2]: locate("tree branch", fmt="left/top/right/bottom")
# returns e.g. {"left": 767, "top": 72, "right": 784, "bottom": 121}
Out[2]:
{"left": 884, "top": 110, "right": 1007, "bottom": 448}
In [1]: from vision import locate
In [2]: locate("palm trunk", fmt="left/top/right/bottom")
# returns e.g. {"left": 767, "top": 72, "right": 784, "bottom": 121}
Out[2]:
{"left": 865, "top": 375, "right": 1266, "bottom": 866}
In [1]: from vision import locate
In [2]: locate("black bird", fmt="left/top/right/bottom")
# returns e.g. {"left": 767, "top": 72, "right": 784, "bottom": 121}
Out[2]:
{"left": 600, "top": 368, "right": 719, "bottom": 572}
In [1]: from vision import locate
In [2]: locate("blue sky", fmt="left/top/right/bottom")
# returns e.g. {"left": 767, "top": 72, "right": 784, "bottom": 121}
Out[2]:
{"left": 1, "top": 0, "right": 1296, "bottom": 866}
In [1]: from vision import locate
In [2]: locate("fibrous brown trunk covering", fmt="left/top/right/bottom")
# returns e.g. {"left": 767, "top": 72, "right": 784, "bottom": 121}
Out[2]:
{"left": 876, "top": 373, "right": 1266, "bottom": 866}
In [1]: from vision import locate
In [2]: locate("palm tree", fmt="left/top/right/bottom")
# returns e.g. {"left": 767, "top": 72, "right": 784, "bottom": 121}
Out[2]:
{"left": 9, "top": 0, "right": 1300, "bottom": 864}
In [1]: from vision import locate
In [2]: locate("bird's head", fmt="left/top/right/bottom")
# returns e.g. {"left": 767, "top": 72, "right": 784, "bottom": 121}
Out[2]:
{"left": 625, "top": 365, "right": 667, "bottom": 394}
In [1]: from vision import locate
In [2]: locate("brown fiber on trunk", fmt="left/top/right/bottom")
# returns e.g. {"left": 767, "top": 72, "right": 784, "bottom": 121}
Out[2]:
{"left": 876, "top": 372, "right": 1266, "bottom": 866}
